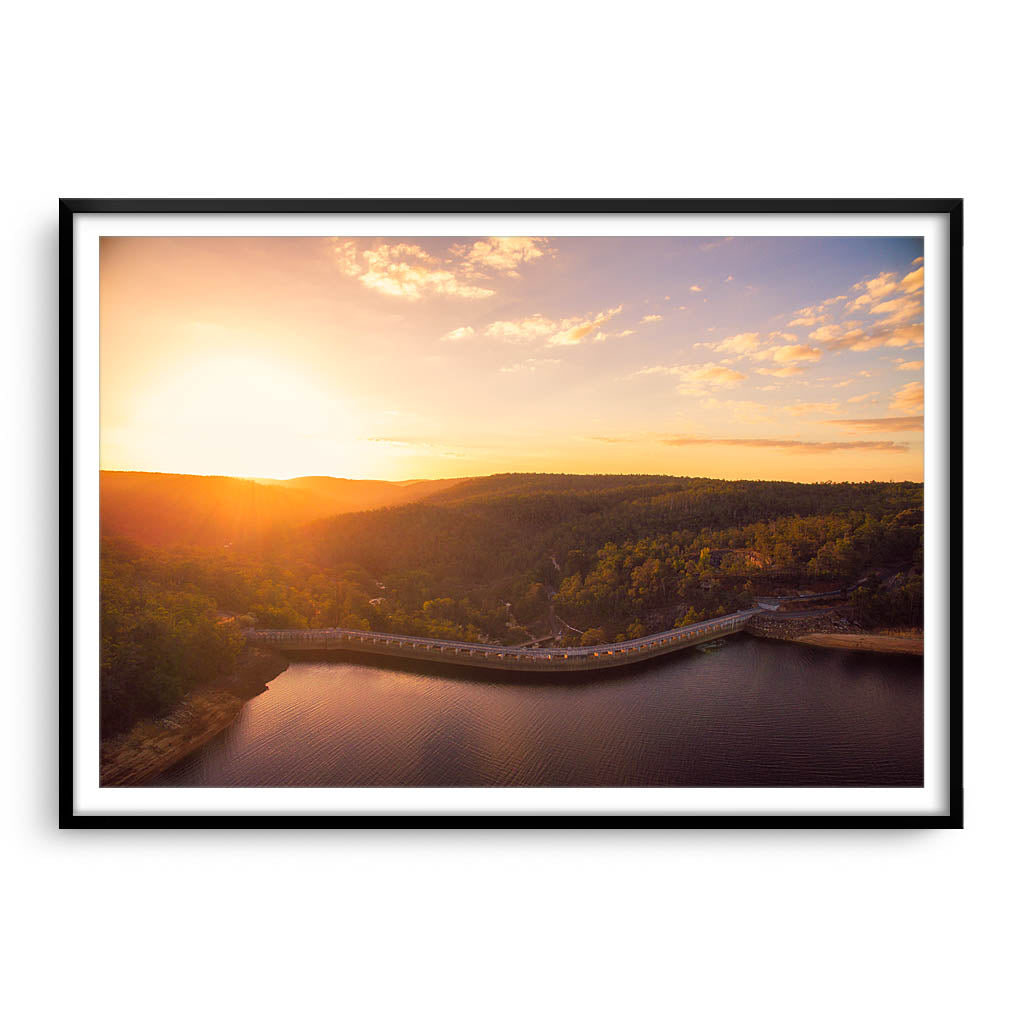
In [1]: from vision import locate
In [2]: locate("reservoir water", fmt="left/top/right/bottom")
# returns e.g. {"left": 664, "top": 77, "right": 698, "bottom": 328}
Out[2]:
{"left": 154, "top": 634, "right": 923, "bottom": 788}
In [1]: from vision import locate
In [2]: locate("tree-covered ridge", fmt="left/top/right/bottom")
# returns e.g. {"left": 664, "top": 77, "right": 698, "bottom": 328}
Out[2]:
{"left": 286, "top": 474, "right": 922, "bottom": 585}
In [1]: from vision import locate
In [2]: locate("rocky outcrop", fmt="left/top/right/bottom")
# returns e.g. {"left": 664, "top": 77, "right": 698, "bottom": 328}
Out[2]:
{"left": 100, "top": 690, "right": 245, "bottom": 787}
{"left": 99, "top": 644, "right": 289, "bottom": 787}
{"left": 743, "top": 610, "right": 856, "bottom": 640}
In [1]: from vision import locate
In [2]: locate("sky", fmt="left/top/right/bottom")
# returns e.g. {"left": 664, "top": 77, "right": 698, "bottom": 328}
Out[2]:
{"left": 99, "top": 234, "right": 924, "bottom": 482}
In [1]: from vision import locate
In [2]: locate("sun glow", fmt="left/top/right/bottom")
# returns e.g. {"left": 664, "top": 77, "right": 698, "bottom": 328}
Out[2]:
{"left": 103, "top": 354, "right": 369, "bottom": 479}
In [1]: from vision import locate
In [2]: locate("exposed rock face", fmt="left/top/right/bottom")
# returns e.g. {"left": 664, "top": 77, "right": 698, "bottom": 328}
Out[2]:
{"left": 99, "top": 645, "right": 289, "bottom": 787}
{"left": 100, "top": 690, "right": 245, "bottom": 787}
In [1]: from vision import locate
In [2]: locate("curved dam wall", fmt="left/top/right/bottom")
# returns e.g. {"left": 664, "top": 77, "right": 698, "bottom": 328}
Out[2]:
{"left": 247, "top": 610, "right": 757, "bottom": 674}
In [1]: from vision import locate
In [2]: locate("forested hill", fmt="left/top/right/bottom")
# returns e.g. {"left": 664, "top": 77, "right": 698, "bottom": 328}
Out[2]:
{"left": 100, "top": 471, "right": 463, "bottom": 548}
{"left": 282, "top": 473, "right": 924, "bottom": 584}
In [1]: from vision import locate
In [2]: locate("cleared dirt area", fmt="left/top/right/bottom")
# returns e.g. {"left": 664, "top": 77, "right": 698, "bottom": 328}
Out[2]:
{"left": 792, "top": 632, "right": 923, "bottom": 655}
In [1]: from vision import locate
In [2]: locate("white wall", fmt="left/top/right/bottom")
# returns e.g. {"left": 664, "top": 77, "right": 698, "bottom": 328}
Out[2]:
{"left": 3, "top": 3, "right": 1019, "bottom": 1022}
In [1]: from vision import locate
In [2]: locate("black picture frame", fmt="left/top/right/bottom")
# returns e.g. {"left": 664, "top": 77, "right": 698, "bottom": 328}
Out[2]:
{"left": 60, "top": 197, "right": 964, "bottom": 829}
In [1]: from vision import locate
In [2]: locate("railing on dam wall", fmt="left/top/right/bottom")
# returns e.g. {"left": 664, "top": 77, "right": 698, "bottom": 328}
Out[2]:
{"left": 246, "top": 609, "right": 758, "bottom": 673}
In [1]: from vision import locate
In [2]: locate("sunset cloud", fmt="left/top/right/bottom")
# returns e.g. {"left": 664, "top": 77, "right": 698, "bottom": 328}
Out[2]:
{"left": 895, "top": 359, "right": 924, "bottom": 371}
{"left": 484, "top": 305, "right": 624, "bottom": 347}
{"left": 771, "top": 344, "right": 822, "bottom": 363}
{"left": 869, "top": 293, "right": 923, "bottom": 327}
{"left": 636, "top": 362, "right": 747, "bottom": 395}
{"left": 899, "top": 266, "right": 924, "bottom": 293}
{"left": 757, "top": 366, "right": 805, "bottom": 378}
{"left": 828, "top": 416, "right": 924, "bottom": 433}
{"left": 890, "top": 380, "right": 924, "bottom": 413}
{"left": 331, "top": 240, "right": 496, "bottom": 300}
{"left": 809, "top": 321, "right": 862, "bottom": 343}
{"left": 846, "top": 392, "right": 880, "bottom": 404}
{"left": 641, "top": 314, "right": 663, "bottom": 323}
{"left": 689, "top": 284, "right": 703, "bottom": 293}
{"left": 442, "top": 326, "right": 475, "bottom": 341}
{"left": 847, "top": 272, "right": 899, "bottom": 310}
{"left": 499, "top": 358, "right": 561, "bottom": 373}
{"left": 484, "top": 314, "right": 558, "bottom": 343}
{"left": 452, "top": 236, "right": 552, "bottom": 276}
{"left": 783, "top": 402, "right": 840, "bottom": 416}
{"left": 661, "top": 436, "right": 908, "bottom": 454}
{"left": 818, "top": 322, "right": 923, "bottom": 352}
{"left": 714, "top": 331, "right": 762, "bottom": 355}
{"left": 548, "top": 305, "right": 624, "bottom": 346}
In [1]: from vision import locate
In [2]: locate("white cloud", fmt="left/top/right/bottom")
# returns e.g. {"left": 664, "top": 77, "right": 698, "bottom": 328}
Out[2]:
{"left": 499, "top": 358, "right": 561, "bottom": 373}
{"left": 451, "top": 236, "right": 552, "bottom": 277}
{"left": 442, "top": 326, "right": 475, "bottom": 341}
{"left": 331, "top": 239, "right": 496, "bottom": 300}
{"left": 714, "top": 331, "right": 762, "bottom": 355}
{"left": 484, "top": 314, "right": 558, "bottom": 343}
{"left": 483, "top": 305, "right": 624, "bottom": 347}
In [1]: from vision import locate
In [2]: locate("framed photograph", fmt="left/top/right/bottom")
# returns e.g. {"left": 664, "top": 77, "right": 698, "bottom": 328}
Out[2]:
{"left": 62, "top": 198, "right": 962, "bottom": 826}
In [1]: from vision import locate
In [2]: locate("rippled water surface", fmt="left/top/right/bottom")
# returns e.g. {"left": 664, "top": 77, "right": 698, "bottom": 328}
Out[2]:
{"left": 155, "top": 635, "right": 923, "bottom": 787}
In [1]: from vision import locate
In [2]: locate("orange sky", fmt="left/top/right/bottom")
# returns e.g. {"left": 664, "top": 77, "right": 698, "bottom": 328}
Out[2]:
{"left": 99, "top": 235, "right": 924, "bottom": 482}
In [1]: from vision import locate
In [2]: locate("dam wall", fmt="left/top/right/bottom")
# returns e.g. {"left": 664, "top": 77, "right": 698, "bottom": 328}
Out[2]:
{"left": 247, "top": 610, "right": 757, "bottom": 674}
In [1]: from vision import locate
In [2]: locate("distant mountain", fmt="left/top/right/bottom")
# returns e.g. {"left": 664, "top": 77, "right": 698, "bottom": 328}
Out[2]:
{"left": 100, "top": 471, "right": 464, "bottom": 548}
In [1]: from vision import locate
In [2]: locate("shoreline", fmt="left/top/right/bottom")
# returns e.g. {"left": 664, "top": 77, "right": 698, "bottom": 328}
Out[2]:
{"left": 100, "top": 646, "right": 289, "bottom": 787}
{"left": 788, "top": 632, "right": 923, "bottom": 655}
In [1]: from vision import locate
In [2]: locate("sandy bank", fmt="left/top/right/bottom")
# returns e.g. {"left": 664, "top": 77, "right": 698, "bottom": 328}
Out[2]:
{"left": 100, "top": 646, "right": 289, "bottom": 787}
{"left": 791, "top": 632, "right": 923, "bottom": 655}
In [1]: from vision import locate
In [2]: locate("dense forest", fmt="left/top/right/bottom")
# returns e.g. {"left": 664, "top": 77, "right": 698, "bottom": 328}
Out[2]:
{"left": 100, "top": 473, "right": 924, "bottom": 735}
